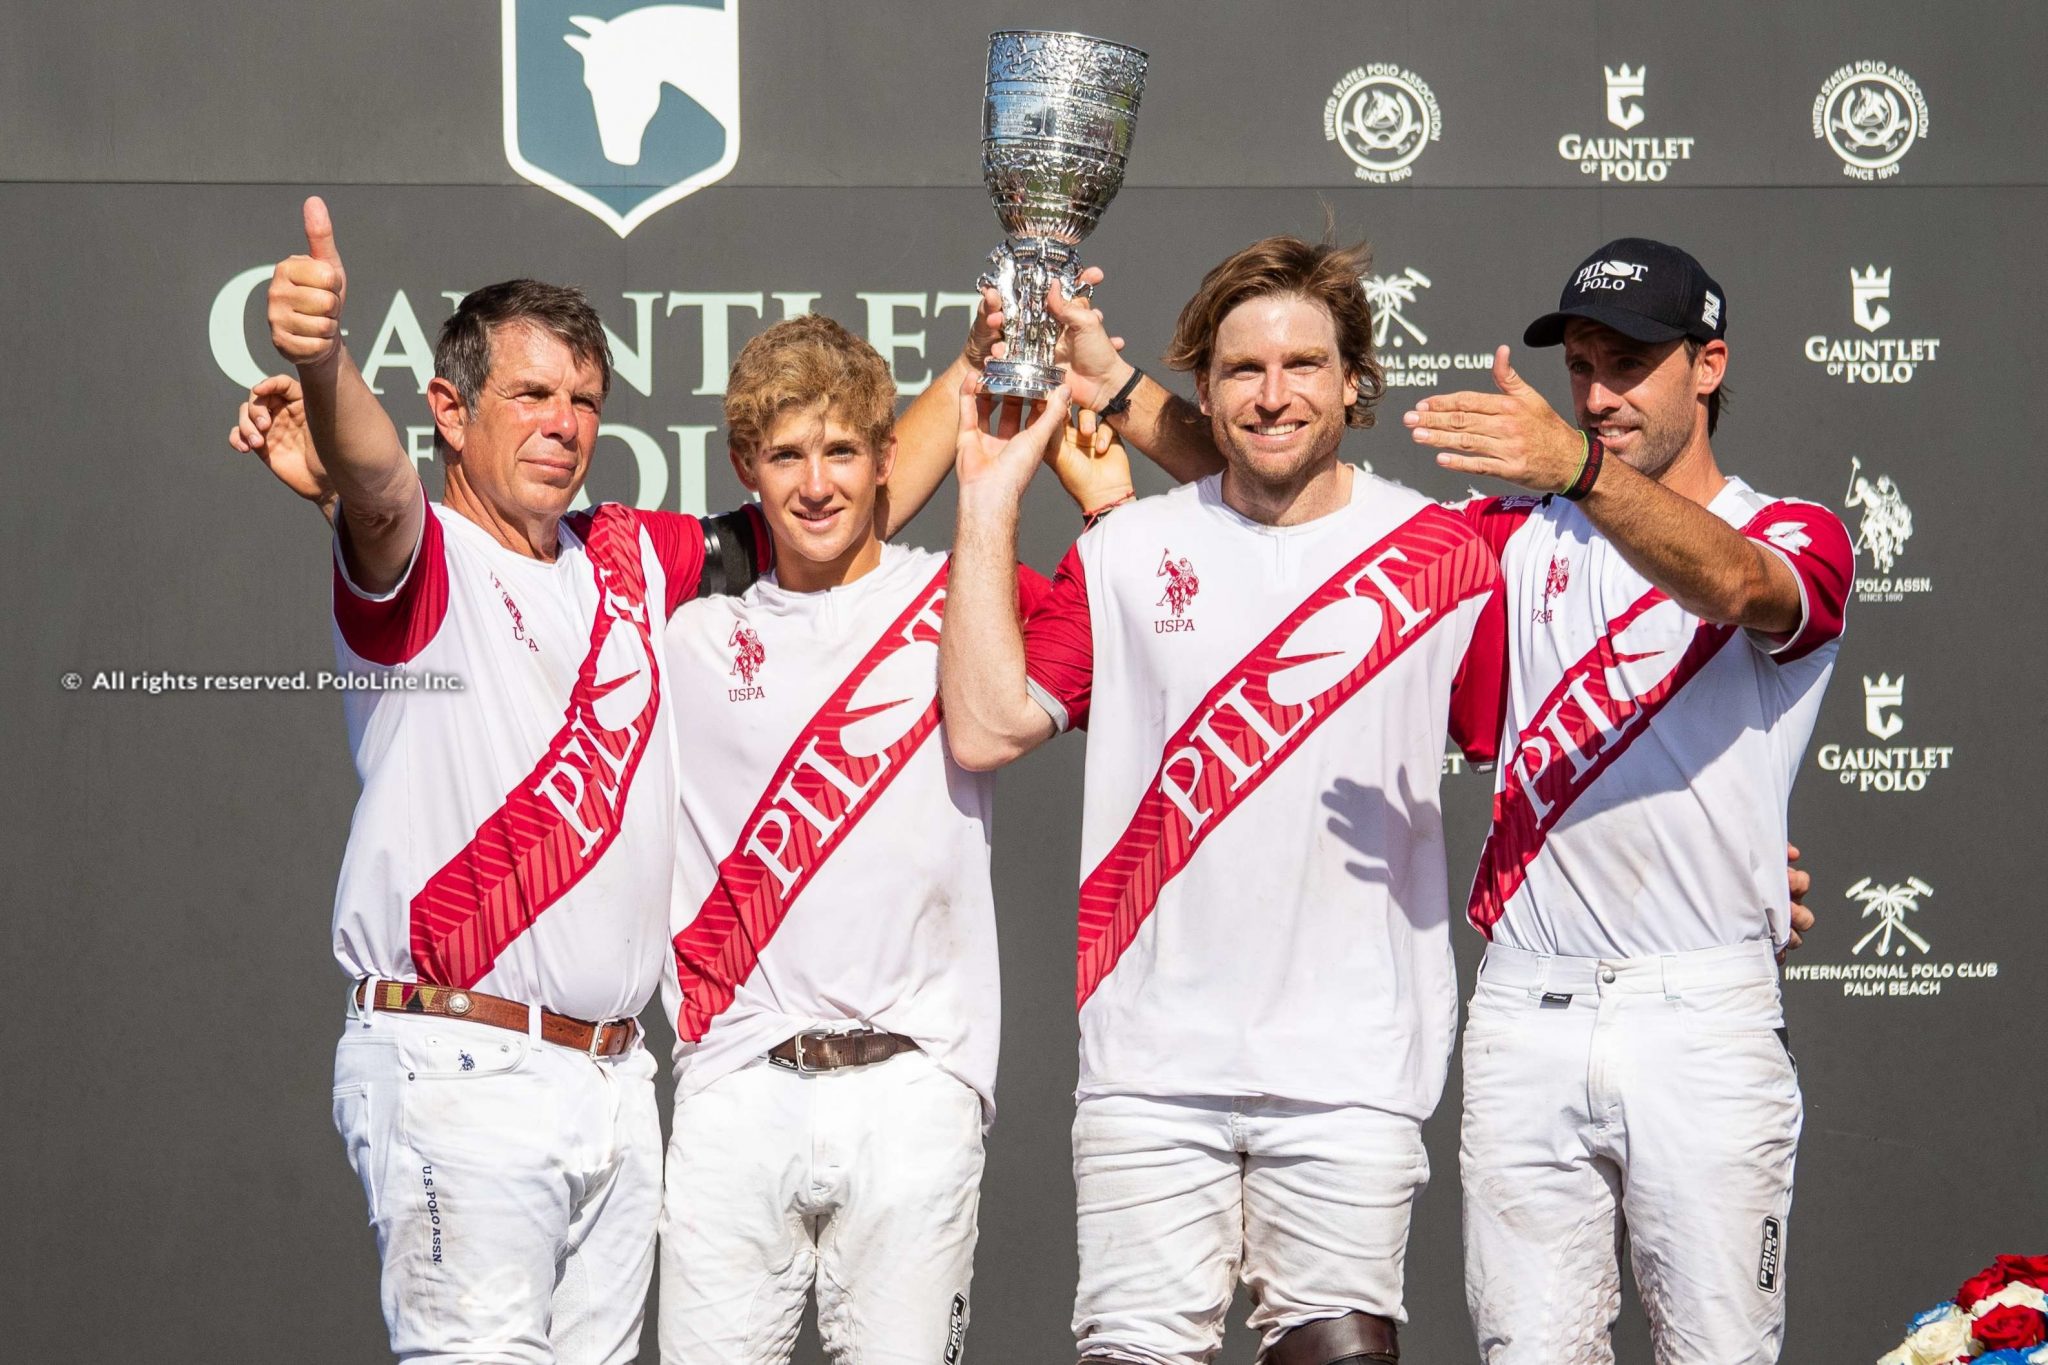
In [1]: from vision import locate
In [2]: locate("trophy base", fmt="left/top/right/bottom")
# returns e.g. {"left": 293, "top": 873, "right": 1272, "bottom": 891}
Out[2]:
{"left": 982, "top": 359, "right": 1065, "bottom": 399}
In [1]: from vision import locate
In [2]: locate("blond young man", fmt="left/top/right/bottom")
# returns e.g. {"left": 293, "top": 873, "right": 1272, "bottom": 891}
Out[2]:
{"left": 654, "top": 314, "right": 1074, "bottom": 1364}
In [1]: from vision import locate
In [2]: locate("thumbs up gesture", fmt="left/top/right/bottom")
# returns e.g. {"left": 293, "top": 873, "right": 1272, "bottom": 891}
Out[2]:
{"left": 267, "top": 196, "right": 349, "bottom": 369}
{"left": 1403, "top": 346, "right": 1586, "bottom": 495}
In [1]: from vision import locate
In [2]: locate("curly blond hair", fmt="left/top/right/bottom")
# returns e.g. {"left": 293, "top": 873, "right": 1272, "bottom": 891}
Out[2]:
{"left": 724, "top": 314, "right": 895, "bottom": 459}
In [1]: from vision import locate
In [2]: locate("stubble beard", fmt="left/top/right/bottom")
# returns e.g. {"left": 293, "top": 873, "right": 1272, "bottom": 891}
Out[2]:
{"left": 1587, "top": 408, "right": 1688, "bottom": 484}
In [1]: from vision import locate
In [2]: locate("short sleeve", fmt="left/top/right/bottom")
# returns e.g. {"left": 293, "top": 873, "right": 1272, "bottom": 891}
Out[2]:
{"left": 333, "top": 488, "right": 448, "bottom": 666}
{"left": 632, "top": 509, "right": 711, "bottom": 617}
{"left": 1453, "top": 493, "right": 1540, "bottom": 560}
{"left": 1021, "top": 544, "right": 1094, "bottom": 732}
{"left": 1447, "top": 575, "right": 1509, "bottom": 765}
{"left": 1016, "top": 563, "right": 1054, "bottom": 618}
{"left": 632, "top": 504, "right": 773, "bottom": 616}
{"left": 1741, "top": 501, "right": 1854, "bottom": 663}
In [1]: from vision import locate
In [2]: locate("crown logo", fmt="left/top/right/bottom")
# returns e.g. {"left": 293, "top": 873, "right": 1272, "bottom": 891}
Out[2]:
{"left": 1862, "top": 672, "right": 1905, "bottom": 739}
{"left": 1850, "top": 265, "right": 1893, "bottom": 332}
{"left": 1603, "top": 64, "right": 1646, "bottom": 130}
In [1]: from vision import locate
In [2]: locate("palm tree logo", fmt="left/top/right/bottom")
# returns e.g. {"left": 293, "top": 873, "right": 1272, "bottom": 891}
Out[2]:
{"left": 1846, "top": 876, "right": 1933, "bottom": 957}
{"left": 1363, "top": 268, "right": 1433, "bottom": 349}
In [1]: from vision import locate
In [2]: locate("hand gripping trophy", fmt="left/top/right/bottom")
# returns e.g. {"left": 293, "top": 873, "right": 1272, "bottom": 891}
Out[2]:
{"left": 978, "top": 30, "right": 1148, "bottom": 397}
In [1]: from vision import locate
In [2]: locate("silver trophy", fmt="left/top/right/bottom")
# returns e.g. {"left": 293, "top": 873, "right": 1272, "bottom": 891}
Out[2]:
{"left": 978, "top": 30, "right": 1148, "bottom": 398}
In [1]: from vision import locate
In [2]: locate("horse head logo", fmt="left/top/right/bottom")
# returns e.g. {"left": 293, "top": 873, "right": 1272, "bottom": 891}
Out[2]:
{"left": 504, "top": 1, "right": 741, "bottom": 236}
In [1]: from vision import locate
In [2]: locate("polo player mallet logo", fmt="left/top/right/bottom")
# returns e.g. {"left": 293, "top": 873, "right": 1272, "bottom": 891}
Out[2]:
{"left": 728, "top": 622, "right": 765, "bottom": 685}
{"left": 1156, "top": 550, "right": 1200, "bottom": 617}
{"left": 1543, "top": 555, "right": 1570, "bottom": 602}
{"left": 502, "top": 1, "right": 741, "bottom": 236}
{"left": 1843, "top": 456, "right": 1913, "bottom": 575}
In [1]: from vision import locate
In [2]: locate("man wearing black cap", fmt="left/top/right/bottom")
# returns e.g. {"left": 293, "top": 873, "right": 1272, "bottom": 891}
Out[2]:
{"left": 1405, "top": 238, "right": 1853, "bottom": 1364}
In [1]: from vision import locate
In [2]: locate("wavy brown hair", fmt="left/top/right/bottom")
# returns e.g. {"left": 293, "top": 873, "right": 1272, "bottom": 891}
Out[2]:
{"left": 724, "top": 313, "right": 896, "bottom": 461}
{"left": 1164, "top": 234, "right": 1387, "bottom": 429}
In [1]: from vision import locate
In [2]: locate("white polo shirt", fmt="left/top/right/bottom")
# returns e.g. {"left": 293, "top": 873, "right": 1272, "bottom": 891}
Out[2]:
{"left": 1023, "top": 472, "right": 1506, "bottom": 1119}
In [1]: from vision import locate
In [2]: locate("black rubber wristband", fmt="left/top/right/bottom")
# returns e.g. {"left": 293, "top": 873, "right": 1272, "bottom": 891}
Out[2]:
{"left": 1097, "top": 367, "right": 1145, "bottom": 419}
{"left": 1561, "top": 435, "right": 1605, "bottom": 501}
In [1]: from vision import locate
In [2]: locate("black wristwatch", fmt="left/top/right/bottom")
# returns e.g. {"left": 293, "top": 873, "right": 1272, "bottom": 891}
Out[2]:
{"left": 1097, "top": 367, "right": 1145, "bottom": 419}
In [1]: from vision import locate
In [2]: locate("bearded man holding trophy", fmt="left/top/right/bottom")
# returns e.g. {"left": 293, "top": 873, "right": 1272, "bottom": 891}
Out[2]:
{"left": 937, "top": 28, "right": 1477, "bottom": 1365}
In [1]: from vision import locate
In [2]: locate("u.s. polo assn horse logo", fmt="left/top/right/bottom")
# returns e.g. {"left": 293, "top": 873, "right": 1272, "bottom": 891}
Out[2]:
{"left": 503, "top": 1, "right": 740, "bottom": 236}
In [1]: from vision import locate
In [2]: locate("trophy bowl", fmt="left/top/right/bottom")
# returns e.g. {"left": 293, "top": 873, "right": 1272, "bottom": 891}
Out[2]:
{"left": 979, "top": 31, "right": 1148, "bottom": 397}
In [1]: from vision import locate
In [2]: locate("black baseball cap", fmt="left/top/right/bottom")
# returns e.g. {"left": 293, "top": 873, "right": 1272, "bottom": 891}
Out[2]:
{"left": 1523, "top": 237, "right": 1727, "bottom": 347}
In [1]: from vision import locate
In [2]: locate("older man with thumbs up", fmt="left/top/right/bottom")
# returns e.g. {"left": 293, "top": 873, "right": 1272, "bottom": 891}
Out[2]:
{"left": 257, "top": 196, "right": 985, "bottom": 1365}
{"left": 266, "top": 196, "right": 783, "bottom": 1365}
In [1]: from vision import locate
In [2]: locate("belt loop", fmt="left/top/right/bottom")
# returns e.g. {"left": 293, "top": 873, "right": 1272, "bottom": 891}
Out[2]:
{"left": 1530, "top": 952, "right": 1553, "bottom": 1001}
{"left": 528, "top": 1001, "right": 544, "bottom": 1039}
{"left": 1661, "top": 954, "right": 1680, "bottom": 1001}
{"left": 351, "top": 976, "right": 377, "bottom": 1026}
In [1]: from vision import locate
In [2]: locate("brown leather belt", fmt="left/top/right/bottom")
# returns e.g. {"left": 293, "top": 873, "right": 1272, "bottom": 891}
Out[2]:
{"left": 1268, "top": 1312, "right": 1399, "bottom": 1365}
{"left": 767, "top": 1029, "right": 920, "bottom": 1073}
{"left": 354, "top": 979, "right": 637, "bottom": 1058}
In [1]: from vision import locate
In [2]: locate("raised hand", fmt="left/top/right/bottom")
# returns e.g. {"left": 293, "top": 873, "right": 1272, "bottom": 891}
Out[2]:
{"left": 954, "top": 382, "right": 1071, "bottom": 512}
{"left": 962, "top": 283, "right": 1009, "bottom": 371}
{"left": 1045, "top": 272, "right": 1128, "bottom": 410}
{"left": 229, "top": 374, "right": 336, "bottom": 514}
{"left": 1404, "top": 346, "right": 1585, "bottom": 494}
{"left": 268, "top": 196, "right": 349, "bottom": 369}
{"left": 1045, "top": 413, "right": 1132, "bottom": 517}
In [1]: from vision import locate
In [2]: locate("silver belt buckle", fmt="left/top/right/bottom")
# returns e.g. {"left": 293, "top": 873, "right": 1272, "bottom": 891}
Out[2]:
{"left": 589, "top": 1015, "right": 637, "bottom": 1058}
{"left": 770, "top": 1032, "right": 815, "bottom": 1072}
{"left": 771, "top": 1026, "right": 873, "bottom": 1073}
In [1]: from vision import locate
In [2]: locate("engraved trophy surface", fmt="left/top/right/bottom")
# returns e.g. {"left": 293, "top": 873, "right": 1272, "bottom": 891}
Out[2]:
{"left": 979, "top": 30, "right": 1148, "bottom": 398}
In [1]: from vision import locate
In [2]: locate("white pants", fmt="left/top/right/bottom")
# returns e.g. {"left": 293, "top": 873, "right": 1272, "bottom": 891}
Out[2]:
{"left": 659, "top": 1049, "right": 984, "bottom": 1365}
{"left": 331, "top": 1005, "right": 662, "bottom": 1365}
{"left": 1461, "top": 941, "right": 1802, "bottom": 1365}
{"left": 1071, "top": 1093, "right": 1429, "bottom": 1364}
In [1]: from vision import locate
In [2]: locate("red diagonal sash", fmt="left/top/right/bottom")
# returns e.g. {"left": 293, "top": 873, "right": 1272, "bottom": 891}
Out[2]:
{"left": 1076, "top": 508, "right": 1497, "bottom": 1005}
{"left": 409, "top": 507, "right": 664, "bottom": 987}
{"left": 1465, "top": 587, "right": 1735, "bottom": 934}
{"left": 672, "top": 563, "right": 951, "bottom": 1041}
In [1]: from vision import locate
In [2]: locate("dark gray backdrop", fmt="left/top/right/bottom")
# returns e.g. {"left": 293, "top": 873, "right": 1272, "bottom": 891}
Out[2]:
{"left": 4, "top": 2, "right": 2043, "bottom": 1361}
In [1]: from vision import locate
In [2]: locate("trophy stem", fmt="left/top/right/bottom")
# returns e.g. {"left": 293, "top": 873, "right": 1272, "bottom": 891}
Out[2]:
{"left": 980, "top": 237, "right": 1084, "bottom": 399}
